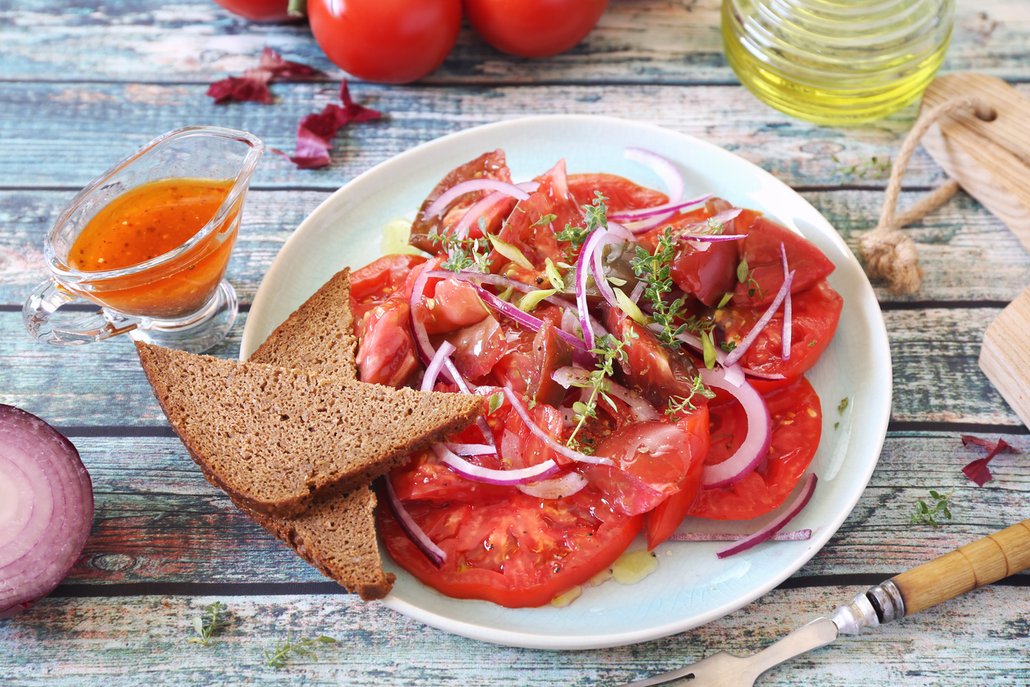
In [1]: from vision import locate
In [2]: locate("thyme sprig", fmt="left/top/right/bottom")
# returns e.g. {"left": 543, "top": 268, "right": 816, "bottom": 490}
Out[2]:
{"left": 264, "top": 635, "right": 337, "bottom": 669}
{"left": 189, "top": 601, "right": 230, "bottom": 647}
{"left": 566, "top": 330, "right": 637, "bottom": 451}
{"left": 556, "top": 191, "right": 608, "bottom": 256}
{"left": 630, "top": 227, "right": 688, "bottom": 348}
{"left": 427, "top": 227, "right": 492, "bottom": 273}
{"left": 910, "top": 490, "right": 954, "bottom": 527}
{"left": 665, "top": 375, "right": 716, "bottom": 418}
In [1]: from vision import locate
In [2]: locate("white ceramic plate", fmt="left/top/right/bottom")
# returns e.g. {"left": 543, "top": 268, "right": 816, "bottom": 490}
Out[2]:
{"left": 241, "top": 115, "right": 891, "bottom": 651}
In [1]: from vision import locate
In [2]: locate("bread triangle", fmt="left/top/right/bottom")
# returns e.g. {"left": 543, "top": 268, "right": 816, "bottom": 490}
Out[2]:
{"left": 137, "top": 342, "right": 481, "bottom": 518}
{"left": 246, "top": 268, "right": 392, "bottom": 599}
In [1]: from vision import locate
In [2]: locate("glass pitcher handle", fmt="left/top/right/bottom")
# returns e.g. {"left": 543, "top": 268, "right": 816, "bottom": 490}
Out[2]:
{"left": 23, "top": 279, "right": 139, "bottom": 345}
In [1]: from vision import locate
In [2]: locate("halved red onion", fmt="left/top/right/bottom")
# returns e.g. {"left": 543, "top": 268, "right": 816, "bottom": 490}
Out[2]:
{"left": 609, "top": 193, "right": 715, "bottom": 223}
{"left": 452, "top": 181, "right": 540, "bottom": 240}
{"left": 1, "top": 405, "right": 93, "bottom": 618}
{"left": 445, "top": 442, "right": 497, "bottom": 456}
{"left": 421, "top": 179, "right": 531, "bottom": 221}
{"left": 421, "top": 341, "right": 456, "bottom": 392}
{"left": 516, "top": 470, "right": 589, "bottom": 499}
{"left": 502, "top": 388, "right": 614, "bottom": 466}
{"left": 551, "top": 366, "right": 659, "bottom": 422}
{"left": 383, "top": 477, "right": 445, "bottom": 567}
{"left": 716, "top": 474, "right": 818, "bottom": 558}
{"left": 668, "top": 528, "right": 812, "bottom": 543}
{"left": 432, "top": 443, "right": 558, "bottom": 486}
{"left": 698, "top": 366, "right": 772, "bottom": 488}
{"left": 780, "top": 243, "right": 792, "bottom": 361}
{"left": 723, "top": 270, "right": 795, "bottom": 369}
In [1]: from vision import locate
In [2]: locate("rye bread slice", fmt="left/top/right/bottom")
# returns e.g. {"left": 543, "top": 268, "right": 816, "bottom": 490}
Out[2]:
{"left": 248, "top": 268, "right": 358, "bottom": 382}
{"left": 136, "top": 342, "right": 481, "bottom": 518}
{"left": 246, "top": 269, "right": 392, "bottom": 599}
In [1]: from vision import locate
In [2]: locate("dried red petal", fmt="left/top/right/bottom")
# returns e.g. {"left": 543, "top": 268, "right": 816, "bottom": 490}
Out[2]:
{"left": 207, "top": 48, "right": 323, "bottom": 105}
{"left": 959, "top": 435, "right": 1017, "bottom": 487}
{"left": 281, "top": 80, "right": 383, "bottom": 170}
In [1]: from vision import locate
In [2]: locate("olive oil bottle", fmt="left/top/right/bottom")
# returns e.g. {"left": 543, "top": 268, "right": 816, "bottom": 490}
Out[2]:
{"left": 722, "top": 0, "right": 954, "bottom": 126}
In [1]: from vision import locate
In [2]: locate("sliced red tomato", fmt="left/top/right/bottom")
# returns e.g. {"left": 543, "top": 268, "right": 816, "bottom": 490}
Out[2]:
{"left": 410, "top": 150, "right": 514, "bottom": 243}
{"left": 688, "top": 377, "right": 822, "bottom": 520}
{"left": 718, "top": 280, "right": 843, "bottom": 380}
{"left": 355, "top": 298, "right": 419, "bottom": 386}
{"left": 732, "top": 212, "right": 835, "bottom": 307}
{"left": 644, "top": 404, "right": 711, "bottom": 549}
{"left": 417, "top": 276, "right": 489, "bottom": 335}
{"left": 350, "top": 254, "right": 426, "bottom": 321}
{"left": 585, "top": 420, "right": 700, "bottom": 516}
{"left": 379, "top": 486, "right": 642, "bottom": 607}
{"left": 492, "top": 160, "right": 582, "bottom": 271}
{"left": 523, "top": 323, "right": 574, "bottom": 406}
{"left": 605, "top": 314, "right": 700, "bottom": 409}
{"left": 389, "top": 450, "right": 511, "bottom": 503}
{"left": 447, "top": 315, "right": 508, "bottom": 381}
{"left": 567, "top": 173, "right": 669, "bottom": 213}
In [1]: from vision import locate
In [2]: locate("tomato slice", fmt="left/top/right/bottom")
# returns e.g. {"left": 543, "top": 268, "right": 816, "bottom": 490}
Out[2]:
{"left": 732, "top": 212, "right": 835, "bottom": 307}
{"left": 567, "top": 173, "right": 669, "bottom": 213}
{"left": 524, "top": 323, "right": 574, "bottom": 407}
{"left": 378, "top": 486, "right": 642, "bottom": 608}
{"left": 350, "top": 254, "right": 426, "bottom": 321}
{"left": 688, "top": 377, "right": 822, "bottom": 520}
{"left": 410, "top": 150, "right": 513, "bottom": 240}
{"left": 718, "top": 280, "right": 843, "bottom": 380}
{"left": 644, "top": 404, "right": 711, "bottom": 549}
{"left": 446, "top": 315, "right": 508, "bottom": 381}
{"left": 354, "top": 297, "right": 419, "bottom": 386}
{"left": 605, "top": 314, "right": 700, "bottom": 409}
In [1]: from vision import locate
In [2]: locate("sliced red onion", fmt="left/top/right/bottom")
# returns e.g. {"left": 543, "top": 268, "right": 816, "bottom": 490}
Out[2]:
{"left": 723, "top": 270, "right": 795, "bottom": 369}
{"left": 666, "top": 329, "right": 784, "bottom": 383}
{"left": 422, "top": 179, "right": 531, "bottom": 221}
{"left": 624, "top": 148, "right": 685, "bottom": 201}
{"left": 408, "top": 268, "right": 436, "bottom": 365}
{"left": 421, "top": 341, "right": 456, "bottom": 392}
{"left": 668, "top": 528, "right": 812, "bottom": 543}
{"left": 698, "top": 366, "right": 772, "bottom": 488}
{"left": 502, "top": 388, "right": 614, "bottom": 467}
{"left": 432, "top": 443, "right": 558, "bottom": 486}
{"left": 551, "top": 366, "right": 659, "bottom": 422}
{"left": 1, "top": 405, "right": 93, "bottom": 618}
{"left": 780, "top": 243, "right": 792, "bottom": 361}
{"left": 716, "top": 474, "right": 818, "bottom": 559}
{"left": 470, "top": 282, "right": 591, "bottom": 360}
{"left": 383, "top": 477, "right": 445, "bottom": 567}
{"left": 516, "top": 470, "right": 589, "bottom": 499}
{"left": 452, "top": 182, "right": 540, "bottom": 240}
{"left": 629, "top": 280, "right": 645, "bottom": 304}
{"left": 591, "top": 235, "right": 622, "bottom": 310}
{"left": 680, "top": 233, "right": 746, "bottom": 243}
{"left": 445, "top": 442, "right": 497, "bottom": 456}
{"left": 574, "top": 227, "right": 614, "bottom": 350}
{"left": 609, "top": 193, "right": 714, "bottom": 222}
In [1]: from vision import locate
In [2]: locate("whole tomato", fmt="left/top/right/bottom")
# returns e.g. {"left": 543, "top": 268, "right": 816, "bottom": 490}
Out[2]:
{"left": 464, "top": 0, "right": 608, "bottom": 58}
{"left": 213, "top": 0, "right": 294, "bottom": 22}
{"left": 307, "top": 0, "right": 462, "bottom": 84}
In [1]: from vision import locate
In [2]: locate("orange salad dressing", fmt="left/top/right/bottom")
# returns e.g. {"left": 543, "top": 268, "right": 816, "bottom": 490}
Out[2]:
{"left": 67, "top": 178, "right": 240, "bottom": 318}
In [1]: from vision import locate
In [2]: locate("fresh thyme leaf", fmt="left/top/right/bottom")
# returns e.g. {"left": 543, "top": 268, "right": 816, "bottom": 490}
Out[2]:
{"left": 566, "top": 330, "right": 636, "bottom": 448}
{"left": 717, "top": 291, "right": 733, "bottom": 309}
{"left": 630, "top": 227, "right": 687, "bottom": 348}
{"left": 736, "top": 256, "right": 749, "bottom": 284}
{"left": 188, "top": 601, "right": 230, "bottom": 647}
{"left": 487, "top": 391, "right": 504, "bottom": 415}
{"left": 264, "top": 635, "right": 337, "bottom": 669}
{"left": 910, "top": 490, "right": 954, "bottom": 527}
{"left": 556, "top": 192, "right": 609, "bottom": 257}
{"left": 427, "top": 229, "right": 492, "bottom": 273}
{"left": 665, "top": 375, "right": 716, "bottom": 417}
{"left": 556, "top": 222, "right": 590, "bottom": 247}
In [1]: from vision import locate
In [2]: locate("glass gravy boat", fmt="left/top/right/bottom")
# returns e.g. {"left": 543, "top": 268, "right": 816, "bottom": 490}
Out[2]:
{"left": 24, "top": 126, "right": 263, "bottom": 353}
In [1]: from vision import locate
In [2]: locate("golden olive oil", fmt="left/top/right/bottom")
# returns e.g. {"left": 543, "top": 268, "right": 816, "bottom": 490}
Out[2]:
{"left": 722, "top": 0, "right": 954, "bottom": 126}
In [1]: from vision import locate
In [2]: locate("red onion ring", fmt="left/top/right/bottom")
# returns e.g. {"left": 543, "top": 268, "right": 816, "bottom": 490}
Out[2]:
{"left": 723, "top": 270, "right": 795, "bottom": 369}
{"left": 421, "top": 179, "right": 531, "bottom": 221}
{"left": 408, "top": 268, "right": 436, "bottom": 365}
{"left": 780, "top": 243, "right": 793, "bottom": 361}
{"left": 470, "top": 282, "right": 592, "bottom": 362}
{"left": 516, "top": 470, "right": 589, "bottom": 499}
{"left": 432, "top": 443, "right": 559, "bottom": 486}
{"left": 502, "top": 388, "right": 614, "bottom": 467}
{"left": 452, "top": 182, "right": 540, "bottom": 239}
{"left": 0, "top": 405, "right": 93, "bottom": 618}
{"left": 624, "top": 147, "right": 685, "bottom": 202}
{"left": 421, "top": 341, "right": 456, "bottom": 392}
{"left": 698, "top": 367, "right": 772, "bottom": 488}
{"left": 445, "top": 442, "right": 497, "bottom": 456}
{"left": 668, "top": 528, "right": 812, "bottom": 543}
{"left": 609, "top": 193, "right": 715, "bottom": 222}
{"left": 716, "top": 474, "right": 818, "bottom": 558}
{"left": 383, "top": 477, "right": 445, "bottom": 567}
{"left": 551, "top": 366, "right": 659, "bottom": 422}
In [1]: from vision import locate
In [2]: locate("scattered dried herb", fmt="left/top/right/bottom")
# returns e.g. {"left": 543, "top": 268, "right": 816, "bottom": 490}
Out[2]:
{"left": 207, "top": 47, "right": 324, "bottom": 105}
{"left": 275, "top": 80, "right": 383, "bottom": 170}
{"left": 189, "top": 601, "right": 230, "bottom": 646}
{"left": 264, "top": 635, "right": 337, "bottom": 669}
{"left": 960, "top": 434, "right": 1017, "bottom": 487}
{"left": 911, "top": 490, "right": 953, "bottom": 527}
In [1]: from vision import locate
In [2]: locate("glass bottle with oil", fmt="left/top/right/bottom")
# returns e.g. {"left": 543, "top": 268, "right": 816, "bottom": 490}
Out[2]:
{"left": 722, "top": 0, "right": 955, "bottom": 126}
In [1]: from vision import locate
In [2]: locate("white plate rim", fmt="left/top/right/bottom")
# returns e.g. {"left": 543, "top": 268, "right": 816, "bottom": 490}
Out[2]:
{"left": 241, "top": 114, "right": 892, "bottom": 651}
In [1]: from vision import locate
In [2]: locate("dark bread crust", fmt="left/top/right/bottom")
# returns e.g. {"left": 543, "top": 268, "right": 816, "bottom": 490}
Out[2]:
{"left": 136, "top": 342, "right": 482, "bottom": 518}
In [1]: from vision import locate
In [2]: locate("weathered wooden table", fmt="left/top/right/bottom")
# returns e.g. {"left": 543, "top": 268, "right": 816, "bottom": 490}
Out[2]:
{"left": 2, "top": 1, "right": 1028, "bottom": 684}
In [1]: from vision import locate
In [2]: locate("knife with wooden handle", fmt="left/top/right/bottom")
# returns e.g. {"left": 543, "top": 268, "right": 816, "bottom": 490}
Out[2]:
{"left": 618, "top": 519, "right": 1030, "bottom": 687}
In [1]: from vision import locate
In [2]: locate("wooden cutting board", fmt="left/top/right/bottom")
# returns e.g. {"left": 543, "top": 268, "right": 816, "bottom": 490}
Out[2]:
{"left": 920, "top": 73, "right": 1030, "bottom": 428}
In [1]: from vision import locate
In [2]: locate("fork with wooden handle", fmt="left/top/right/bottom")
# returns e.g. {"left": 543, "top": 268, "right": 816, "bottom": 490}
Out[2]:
{"left": 617, "top": 519, "right": 1030, "bottom": 687}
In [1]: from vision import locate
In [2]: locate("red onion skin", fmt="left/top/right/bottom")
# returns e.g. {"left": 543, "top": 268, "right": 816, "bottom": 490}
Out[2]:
{"left": 0, "top": 405, "right": 93, "bottom": 618}
{"left": 716, "top": 474, "right": 817, "bottom": 558}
